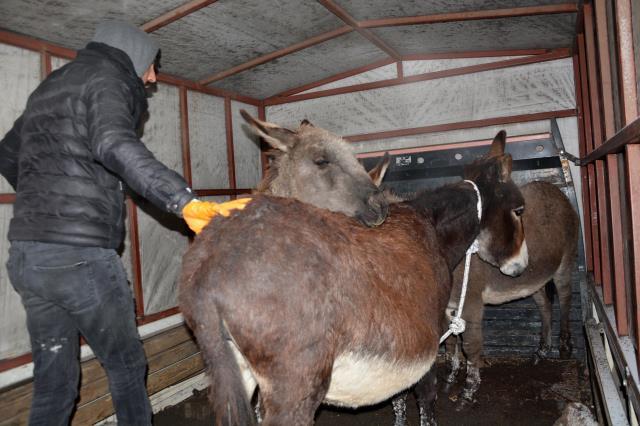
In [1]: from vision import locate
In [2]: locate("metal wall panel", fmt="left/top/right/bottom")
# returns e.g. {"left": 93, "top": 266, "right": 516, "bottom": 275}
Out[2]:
{"left": 51, "top": 56, "right": 71, "bottom": 71}
{"left": 138, "top": 83, "right": 189, "bottom": 315}
{"left": 0, "top": 43, "right": 40, "bottom": 194}
{"left": 187, "top": 91, "right": 228, "bottom": 190}
{"left": 231, "top": 101, "right": 260, "bottom": 189}
{"left": 267, "top": 58, "right": 575, "bottom": 137}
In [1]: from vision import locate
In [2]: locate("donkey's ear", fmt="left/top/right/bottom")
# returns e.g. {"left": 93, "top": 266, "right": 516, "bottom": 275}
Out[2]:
{"left": 487, "top": 130, "right": 507, "bottom": 158}
{"left": 367, "top": 152, "right": 391, "bottom": 187}
{"left": 497, "top": 154, "right": 513, "bottom": 182}
{"left": 240, "top": 109, "right": 297, "bottom": 152}
{"left": 300, "top": 119, "right": 314, "bottom": 128}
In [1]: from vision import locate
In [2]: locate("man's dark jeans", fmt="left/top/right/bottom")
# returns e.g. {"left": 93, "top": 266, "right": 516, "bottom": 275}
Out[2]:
{"left": 7, "top": 241, "right": 152, "bottom": 426}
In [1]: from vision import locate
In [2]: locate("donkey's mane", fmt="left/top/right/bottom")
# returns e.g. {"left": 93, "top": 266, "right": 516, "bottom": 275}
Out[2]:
{"left": 255, "top": 150, "right": 283, "bottom": 193}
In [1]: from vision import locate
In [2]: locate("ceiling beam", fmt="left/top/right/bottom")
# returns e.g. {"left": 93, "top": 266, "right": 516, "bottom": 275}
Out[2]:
{"left": 141, "top": 0, "right": 218, "bottom": 33}
{"left": 317, "top": 0, "right": 402, "bottom": 60}
{"left": 359, "top": 3, "right": 579, "bottom": 28}
{"left": 199, "top": 26, "right": 352, "bottom": 85}
{"left": 276, "top": 57, "right": 397, "bottom": 97}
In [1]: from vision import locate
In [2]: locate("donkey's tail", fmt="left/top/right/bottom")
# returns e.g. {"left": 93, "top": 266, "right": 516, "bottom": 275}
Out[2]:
{"left": 190, "top": 300, "right": 256, "bottom": 426}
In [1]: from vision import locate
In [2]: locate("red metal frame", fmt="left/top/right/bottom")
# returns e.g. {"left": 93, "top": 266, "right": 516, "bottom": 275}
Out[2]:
{"left": 224, "top": 97, "right": 237, "bottom": 199}
{"left": 141, "top": 0, "right": 219, "bottom": 33}
{"left": 179, "top": 86, "right": 193, "bottom": 187}
{"left": 344, "top": 109, "right": 576, "bottom": 143}
{"left": 359, "top": 4, "right": 578, "bottom": 28}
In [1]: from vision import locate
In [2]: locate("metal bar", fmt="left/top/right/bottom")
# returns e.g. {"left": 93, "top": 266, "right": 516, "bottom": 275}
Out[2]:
{"left": 396, "top": 61, "right": 403, "bottom": 79}
{"left": 581, "top": 117, "right": 640, "bottom": 164}
{"left": 590, "top": 281, "right": 640, "bottom": 417}
{"left": 584, "top": 2, "right": 604, "bottom": 149}
{"left": 344, "top": 109, "right": 576, "bottom": 143}
{"left": 588, "top": 163, "right": 602, "bottom": 284}
{"left": 40, "top": 49, "right": 51, "bottom": 80}
{"left": 275, "top": 58, "right": 395, "bottom": 97}
{"left": 594, "top": 0, "right": 616, "bottom": 138}
{"left": 141, "top": 0, "right": 218, "bottom": 33}
{"left": 402, "top": 48, "right": 550, "bottom": 61}
{"left": 317, "top": 0, "right": 401, "bottom": 60}
{"left": 0, "top": 194, "right": 16, "bottom": 204}
{"left": 360, "top": 3, "right": 578, "bottom": 28}
{"left": 179, "top": 87, "right": 192, "bottom": 187}
{"left": 595, "top": 159, "right": 613, "bottom": 302}
{"left": 607, "top": 154, "right": 629, "bottom": 334}
{"left": 626, "top": 145, "right": 640, "bottom": 367}
{"left": 573, "top": 52, "right": 594, "bottom": 271}
{"left": 199, "top": 26, "right": 353, "bottom": 85}
{"left": 126, "top": 198, "right": 144, "bottom": 318}
{"left": 615, "top": 0, "right": 639, "bottom": 124}
{"left": 264, "top": 49, "right": 571, "bottom": 105}
{"left": 194, "top": 188, "right": 252, "bottom": 197}
{"left": 158, "top": 72, "right": 261, "bottom": 105}
{"left": 138, "top": 307, "right": 181, "bottom": 325}
{"left": 585, "top": 318, "right": 631, "bottom": 426}
{"left": 224, "top": 98, "right": 237, "bottom": 199}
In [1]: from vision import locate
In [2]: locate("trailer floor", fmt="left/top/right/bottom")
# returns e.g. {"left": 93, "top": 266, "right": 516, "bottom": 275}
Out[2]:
{"left": 154, "top": 357, "right": 593, "bottom": 426}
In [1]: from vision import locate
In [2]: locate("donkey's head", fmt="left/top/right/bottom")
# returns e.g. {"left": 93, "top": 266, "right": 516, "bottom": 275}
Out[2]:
{"left": 241, "top": 110, "right": 388, "bottom": 227}
{"left": 464, "top": 131, "right": 528, "bottom": 276}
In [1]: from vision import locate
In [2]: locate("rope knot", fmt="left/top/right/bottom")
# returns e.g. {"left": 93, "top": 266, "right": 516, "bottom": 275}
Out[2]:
{"left": 449, "top": 316, "right": 466, "bottom": 335}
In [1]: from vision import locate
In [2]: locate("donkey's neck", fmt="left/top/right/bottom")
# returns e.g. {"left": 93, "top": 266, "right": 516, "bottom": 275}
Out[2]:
{"left": 410, "top": 182, "right": 482, "bottom": 270}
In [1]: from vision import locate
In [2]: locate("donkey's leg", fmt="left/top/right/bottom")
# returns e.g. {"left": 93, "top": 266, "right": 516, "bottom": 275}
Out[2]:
{"left": 414, "top": 366, "right": 438, "bottom": 426}
{"left": 532, "top": 287, "right": 553, "bottom": 364}
{"left": 459, "top": 320, "right": 483, "bottom": 408}
{"left": 391, "top": 391, "right": 409, "bottom": 426}
{"left": 259, "top": 360, "right": 331, "bottom": 426}
{"left": 458, "top": 300, "right": 485, "bottom": 408}
{"left": 443, "top": 335, "right": 462, "bottom": 390}
{"left": 554, "top": 264, "right": 574, "bottom": 359}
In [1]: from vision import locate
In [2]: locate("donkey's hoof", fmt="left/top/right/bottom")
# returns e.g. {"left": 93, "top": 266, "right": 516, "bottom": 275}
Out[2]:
{"left": 455, "top": 396, "right": 476, "bottom": 412}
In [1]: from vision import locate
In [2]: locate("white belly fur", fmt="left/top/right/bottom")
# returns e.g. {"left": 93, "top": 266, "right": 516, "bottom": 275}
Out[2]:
{"left": 324, "top": 351, "right": 436, "bottom": 408}
{"left": 482, "top": 278, "right": 550, "bottom": 305}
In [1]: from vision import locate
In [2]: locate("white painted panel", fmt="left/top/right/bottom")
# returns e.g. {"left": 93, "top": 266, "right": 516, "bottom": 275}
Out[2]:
{"left": 231, "top": 102, "right": 261, "bottom": 189}
{"left": 351, "top": 120, "right": 551, "bottom": 154}
{"left": 0, "top": 204, "right": 30, "bottom": 359}
{"left": 51, "top": 56, "right": 71, "bottom": 71}
{"left": 300, "top": 63, "right": 398, "bottom": 94}
{"left": 267, "top": 59, "right": 575, "bottom": 138}
{"left": 403, "top": 56, "right": 527, "bottom": 77}
{"left": 138, "top": 83, "right": 189, "bottom": 315}
{"left": 187, "top": 91, "right": 228, "bottom": 189}
{"left": 0, "top": 43, "right": 41, "bottom": 194}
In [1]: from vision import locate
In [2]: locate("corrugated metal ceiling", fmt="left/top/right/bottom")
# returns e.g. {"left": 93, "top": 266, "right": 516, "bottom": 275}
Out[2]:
{"left": 0, "top": 0, "right": 579, "bottom": 100}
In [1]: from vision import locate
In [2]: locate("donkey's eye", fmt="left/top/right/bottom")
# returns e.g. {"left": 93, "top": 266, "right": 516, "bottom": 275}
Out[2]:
{"left": 513, "top": 206, "right": 524, "bottom": 217}
{"left": 314, "top": 158, "right": 330, "bottom": 167}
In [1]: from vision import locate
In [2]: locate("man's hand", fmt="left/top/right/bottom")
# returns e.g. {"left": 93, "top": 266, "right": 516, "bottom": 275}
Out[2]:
{"left": 182, "top": 198, "right": 252, "bottom": 234}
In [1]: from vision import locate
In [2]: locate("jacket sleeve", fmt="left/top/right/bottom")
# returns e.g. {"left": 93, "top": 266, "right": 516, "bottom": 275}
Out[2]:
{"left": 85, "top": 76, "right": 195, "bottom": 215}
{"left": 0, "top": 115, "right": 24, "bottom": 190}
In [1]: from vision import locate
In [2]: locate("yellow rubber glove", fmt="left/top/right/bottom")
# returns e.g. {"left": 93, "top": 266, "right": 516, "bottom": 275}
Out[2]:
{"left": 182, "top": 198, "right": 252, "bottom": 234}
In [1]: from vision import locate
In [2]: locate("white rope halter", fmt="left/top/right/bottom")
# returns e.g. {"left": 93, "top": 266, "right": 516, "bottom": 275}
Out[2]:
{"left": 439, "top": 180, "right": 482, "bottom": 344}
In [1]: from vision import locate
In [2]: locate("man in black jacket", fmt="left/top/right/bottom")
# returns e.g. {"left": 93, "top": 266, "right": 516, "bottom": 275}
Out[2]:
{"left": 0, "top": 21, "right": 248, "bottom": 425}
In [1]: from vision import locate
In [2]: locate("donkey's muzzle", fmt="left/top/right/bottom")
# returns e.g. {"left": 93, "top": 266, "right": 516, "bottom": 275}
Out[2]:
{"left": 357, "top": 190, "right": 389, "bottom": 227}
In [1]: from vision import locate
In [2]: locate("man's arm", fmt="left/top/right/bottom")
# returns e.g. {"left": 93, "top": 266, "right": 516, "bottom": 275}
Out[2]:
{"left": 86, "top": 76, "right": 194, "bottom": 214}
{"left": 0, "top": 115, "right": 24, "bottom": 190}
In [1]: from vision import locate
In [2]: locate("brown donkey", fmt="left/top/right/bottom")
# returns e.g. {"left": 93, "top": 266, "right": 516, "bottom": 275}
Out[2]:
{"left": 179, "top": 131, "right": 527, "bottom": 426}
{"left": 393, "top": 180, "right": 579, "bottom": 425}
{"left": 444, "top": 180, "right": 579, "bottom": 405}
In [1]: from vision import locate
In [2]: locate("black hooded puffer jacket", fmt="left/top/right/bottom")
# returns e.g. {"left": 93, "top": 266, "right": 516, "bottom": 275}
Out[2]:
{"left": 0, "top": 42, "right": 194, "bottom": 249}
